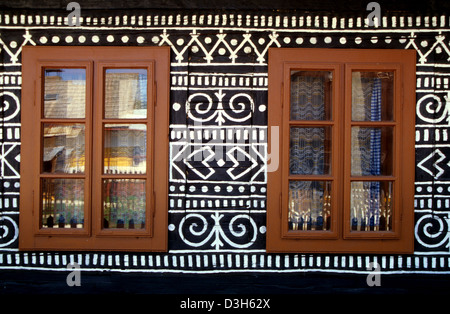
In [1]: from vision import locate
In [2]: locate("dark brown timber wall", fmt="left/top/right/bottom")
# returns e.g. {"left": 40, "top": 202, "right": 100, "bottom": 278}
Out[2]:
{"left": 1, "top": 0, "right": 450, "bottom": 295}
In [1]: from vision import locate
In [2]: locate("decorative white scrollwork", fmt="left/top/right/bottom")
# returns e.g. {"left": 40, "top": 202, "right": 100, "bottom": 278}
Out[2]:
{"left": 0, "top": 216, "right": 19, "bottom": 248}
{"left": 0, "top": 91, "right": 20, "bottom": 122}
{"left": 186, "top": 90, "right": 254, "bottom": 126}
{"left": 178, "top": 212, "right": 258, "bottom": 250}
{"left": 416, "top": 92, "right": 450, "bottom": 125}
{"left": 415, "top": 213, "right": 450, "bottom": 251}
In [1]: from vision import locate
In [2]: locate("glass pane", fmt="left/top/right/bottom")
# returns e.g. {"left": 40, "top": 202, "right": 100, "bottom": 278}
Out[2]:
{"left": 104, "top": 69, "right": 147, "bottom": 119}
{"left": 41, "top": 178, "right": 84, "bottom": 229}
{"left": 42, "top": 124, "right": 85, "bottom": 174}
{"left": 351, "top": 127, "right": 393, "bottom": 176}
{"left": 288, "top": 181, "right": 331, "bottom": 231}
{"left": 103, "top": 124, "right": 147, "bottom": 174}
{"left": 290, "top": 127, "right": 331, "bottom": 175}
{"left": 44, "top": 68, "right": 86, "bottom": 118}
{"left": 350, "top": 181, "right": 393, "bottom": 231}
{"left": 352, "top": 71, "right": 394, "bottom": 121}
{"left": 103, "top": 179, "right": 146, "bottom": 229}
{"left": 290, "top": 70, "right": 332, "bottom": 121}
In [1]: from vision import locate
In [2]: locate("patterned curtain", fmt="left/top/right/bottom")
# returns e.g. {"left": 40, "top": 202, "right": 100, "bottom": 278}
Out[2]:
{"left": 351, "top": 75, "right": 382, "bottom": 230}
{"left": 137, "top": 73, "right": 147, "bottom": 109}
{"left": 290, "top": 74, "right": 326, "bottom": 175}
{"left": 289, "top": 74, "right": 384, "bottom": 231}
{"left": 369, "top": 78, "right": 382, "bottom": 229}
{"left": 288, "top": 74, "right": 328, "bottom": 230}
{"left": 290, "top": 74, "right": 326, "bottom": 120}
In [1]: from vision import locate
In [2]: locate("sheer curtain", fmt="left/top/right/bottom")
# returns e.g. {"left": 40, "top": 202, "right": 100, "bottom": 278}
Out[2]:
{"left": 289, "top": 74, "right": 329, "bottom": 230}
{"left": 289, "top": 73, "right": 385, "bottom": 231}
{"left": 290, "top": 73, "right": 328, "bottom": 175}
{"left": 351, "top": 73, "right": 382, "bottom": 231}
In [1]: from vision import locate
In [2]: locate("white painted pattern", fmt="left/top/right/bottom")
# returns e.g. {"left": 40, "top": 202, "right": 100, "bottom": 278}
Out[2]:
{"left": 1, "top": 10, "right": 450, "bottom": 273}
{"left": 1, "top": 251, "right": 450, "bottom": 274}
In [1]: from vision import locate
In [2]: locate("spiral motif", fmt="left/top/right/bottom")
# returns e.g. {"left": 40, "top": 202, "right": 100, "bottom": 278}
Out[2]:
{"left": 178, "top": 214, "right": 214, "bottom": 248}
{"left": 186, "top": 93, "right": 214, "bottom": 119}
{"left": 0, "top": 91, "right": 20, "bottom": 122}
{"left": 416, "top": 93, "right": 449, "bottom": 124}
{"left": 415, "top": 213, "right": 450, "bottom": 250}
{"left": 228, "top": 93, "right": 254, "bottom": 115}
{"left": 0, "top": 216, "right": 19, "bottom": 248}
{"left": 226, "top": 214, "right": 258, "bottom": 248}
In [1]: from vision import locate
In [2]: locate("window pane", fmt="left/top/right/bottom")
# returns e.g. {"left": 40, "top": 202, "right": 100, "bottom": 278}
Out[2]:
{"left": 104, "top": 69, "right": 147, "bottom": 119}
{"left": 44, "top": 68, "right": 86, "bottom": 118}
{"left": 350, "top": 181, "right": 393, "bottom": 231}
{"left": 103, "top": 179, "right": 146, "bottom": 229}
{"left": 352, "top": 71, "right": 394, "bottom": 121}
{"left": 288, "top": 181, "right": 331, "bottom": 231}
{"left": 42, "top": 124, "right": 85, "bottom": 174}
{"left": 290, "top": 71, "right": 332, "bottom": 121}
{"left": 290, "top": 127, "right": 331, "bottom": 175}
{"left": 351, "top": 127, "right": 393, "bottom": 176}
{"left": 103, "top": 124, "right": 147, "bottom": 174}
{"left": 41, "top": 178, "right": 84, "bottom": 229}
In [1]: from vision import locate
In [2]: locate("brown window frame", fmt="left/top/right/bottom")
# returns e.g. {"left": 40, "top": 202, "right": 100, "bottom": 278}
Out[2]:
{"left": 267, "top": 48, "right": 416, "bottom": 253}
{"left": 19, "top": 46, "right": 170, "bottom": 251}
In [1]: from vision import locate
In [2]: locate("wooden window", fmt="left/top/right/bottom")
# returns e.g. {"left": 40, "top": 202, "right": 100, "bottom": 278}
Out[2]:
{"left": 19, "top": 46, "right": 170, "bottom": 251}
{"left": 267, "top": 48, "right": 416, "bottom": 253}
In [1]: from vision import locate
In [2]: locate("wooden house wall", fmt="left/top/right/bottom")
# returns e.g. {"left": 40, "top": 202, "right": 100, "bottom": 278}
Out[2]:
{"left": 1, "top": 1, "right": 450, "bottom": 293}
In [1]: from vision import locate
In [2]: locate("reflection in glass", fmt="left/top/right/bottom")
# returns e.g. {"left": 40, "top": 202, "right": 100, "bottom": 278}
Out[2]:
{"left": 290, "top": 71, "right": 332, "bottom": 121}
{"left": 44, "top": 68, "right": 86, "bottom": 118}
{"left": 103, "top": 124, "right": 147, "bottom": 174}
{"left": 350, "top": 181, "right": 393, "bottom": 231}
{"left": 42, "top": 124, "right": 85, "bottom": 174}
{"left": 290, "top": 127, "right": 331, "bottom": 175}
{"left": 41, "top": 178, "right": 84, "bottom": 229}
{"left": 104, "top": 69, "right": 147, "bottom": 119}
{"left": 288, "top": 181, "right": 331, "bottom": 231}
{"left": 352, "top": 71, "right": 393, "bottom": 122}
{"left": 103, "top": 179, "right": 146, "bottom": 229}
{"left": 351, "top": 127, "right": 393, "bottom": 176}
